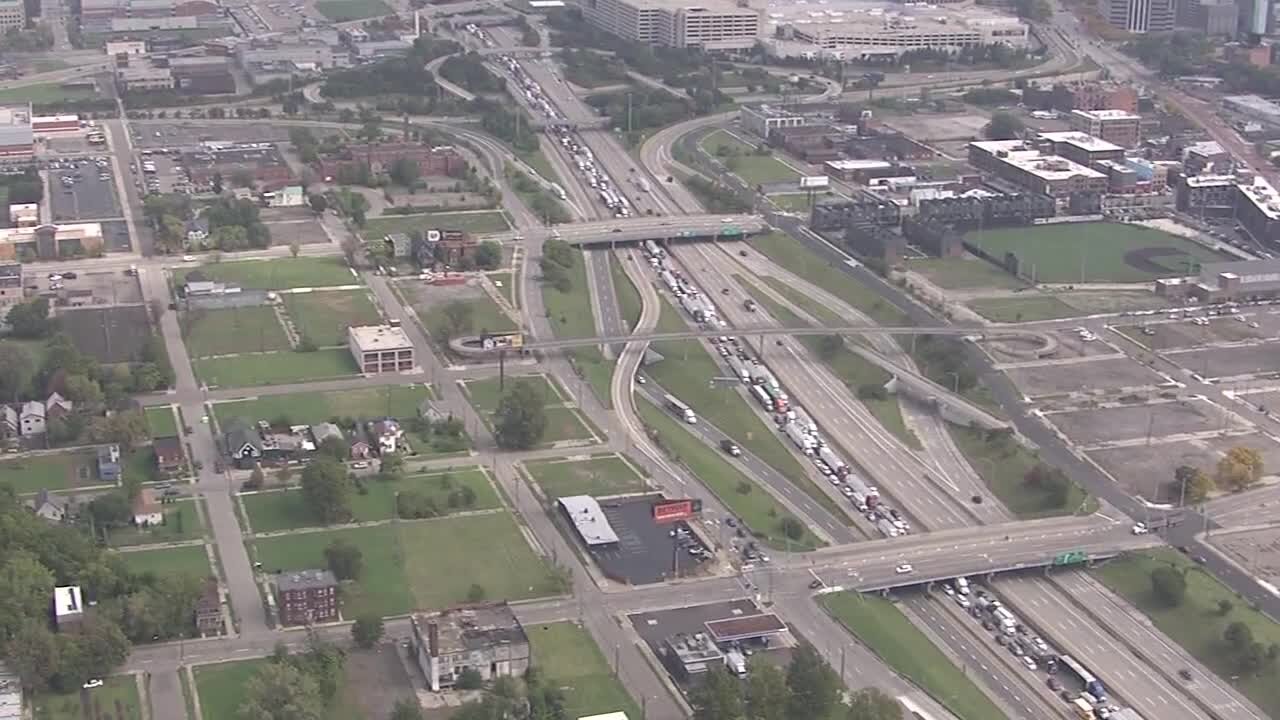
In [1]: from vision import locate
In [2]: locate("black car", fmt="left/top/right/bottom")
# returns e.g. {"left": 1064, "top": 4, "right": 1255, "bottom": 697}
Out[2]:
{"left": 61, "top": 271, "right": 77, "bottom": 279}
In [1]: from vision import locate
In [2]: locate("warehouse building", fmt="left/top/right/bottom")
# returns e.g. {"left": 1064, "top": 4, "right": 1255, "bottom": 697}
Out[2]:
{"left": 968, "top": 140, "right": 1107, "bottom": 199}
{"left": 582, "top": 0, "right": 762, "bottom": 50}
{"left": 740, "top": 104, "right": 805, "bottom": 138}
{"left": 1037, "top": 131, "right": 1126, "bottom": 167}
{"left": 1156, "top": 257, "right": 1280, "bottom": 301}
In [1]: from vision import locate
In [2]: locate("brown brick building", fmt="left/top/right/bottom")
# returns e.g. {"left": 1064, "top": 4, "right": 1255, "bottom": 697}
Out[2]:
{"left": 316, "top": 143, "right": 465, "bottom": 182}
{"left": 275, "top": 569, "right": 338, "bottom": 626}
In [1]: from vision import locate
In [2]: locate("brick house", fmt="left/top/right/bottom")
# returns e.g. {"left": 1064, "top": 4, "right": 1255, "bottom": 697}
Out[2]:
{"left": 275, "top": 569, "right": 339, "bottom": 626}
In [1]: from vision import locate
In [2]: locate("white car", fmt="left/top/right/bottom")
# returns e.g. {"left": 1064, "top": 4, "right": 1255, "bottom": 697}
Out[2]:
{"left": 955, "top": 595, "right": 971, "bottom": 609}
{"left": 894, "top": 564, "right": 913, "bottom": 574}
{"left": 182, "top": 254, "right": 196, "bottom": 262}
{"left": 83, "top": 679, "right": 104, "bottom": 689}
{"left": 942, "top": 584, "right": 955, "bottom": 596}
{"left": 1131, "top": 523, "right": 1149, "bottom": 535}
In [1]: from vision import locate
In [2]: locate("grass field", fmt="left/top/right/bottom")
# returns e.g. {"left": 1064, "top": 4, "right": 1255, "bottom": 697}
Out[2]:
{"left": 524, "top": 455, "right": 648, "bottom": 498}
{"left": 967, "top": 295, "right": 1082, "bottom": 323}
{"left": 610, "top": 254, "right": 641, "bottom": 330}
{"left": 487, "top": 270, "right": 517, "bottom": 307}
{"left": 177, "top": 257, "right": 355, "bottom": 290}
{"left": 108, "top": 500, "right": 204, "bottom": 547}
{"left": 116, "top": 544, "right": 212, "bottom": 579}
{"left": 214, "top": 386, "right": 431, "bottom": 428}
{"left": 466, "top": 375, "right": 561, "bottom": 414}
{"left": 363, "top": 211, "right": 511, "bottom": 239}
{"left": 181, "top": 306, "right": 290, "bottom": 357}
{"left": 1095, "top": 549, "right": 1280, "bottom": 717}
{"left": 949, "top": 425, "right": 1089, "bottom": 518}
{"left": 0, "top": 82, "right": 99, "bottom": 105}
{"left": 908, "top": 256, "right": 1027, "bottom": 291}
{"left": 194, "top": 349, "right": 358, "bottom": 388}
{"left": 241, "top": 467, "right": 498, "bottom": 533}
{"left": 749, "top": 232, "right": 911, "bottom": 326}
{"left": 0, "top": 450, "right": 99, "bottom": 494}
{"left": 314, "top": 0, "right": 393, "bottom": 20}
{"left": 966, "top": 223, "right": 1228, "bottom": 284}
{"left": 637, "top": 397, "right": 817, "bottom": 550}
{"left": 822, "top": 593, "right": 1009, "bottom": 720}
{"left": 569, "top": 346, "right": 613, "bottom": 409}
{"left": 542, "top": 249, "right": 596, "bottom": 339}
{"left": 32, "top": 675, "right": 141, "bottom": 720}
{"left": 194, "top": 658, "right": 362, "bottom": 720}
{"left": 284, "top": 290, "right": 381, "bottom": 347}
{"left": 253, "top": 512, "right": 560, "bottom": 618}
{"left": 700, "top": 130, "right": 799, "bottom": 186}
{"left": 146, "top": 406, "right": 179, "bottom": 437}
{"left": 421, "top": 294, "right": 517, "bottom": 338}
{"left": 527, "top": 623, "right": 643, "bottom": 720}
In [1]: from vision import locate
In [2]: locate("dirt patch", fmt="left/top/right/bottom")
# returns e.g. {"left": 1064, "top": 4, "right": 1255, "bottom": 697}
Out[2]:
{"left": 1046, "top": 398, "right": 1246, "bottom": 446}
{"left": 1123, "top": 246, "right": 1199, "bottom": 275}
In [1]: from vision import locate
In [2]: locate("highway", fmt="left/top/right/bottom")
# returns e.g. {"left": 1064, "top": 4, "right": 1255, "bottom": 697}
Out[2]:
{"left": 481, "top": 213, "right": 767, "bottom": 244}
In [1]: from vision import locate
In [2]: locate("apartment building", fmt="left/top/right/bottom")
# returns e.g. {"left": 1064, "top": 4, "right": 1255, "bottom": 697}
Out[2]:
{"left": 0, "top": 0, "right": 24, "bottom": 33}
{"left": 581, "top": 0, "right": 761, "bottom": 50}
{"left": 1068, "top": 109, "right": 1142, "bottom": 148}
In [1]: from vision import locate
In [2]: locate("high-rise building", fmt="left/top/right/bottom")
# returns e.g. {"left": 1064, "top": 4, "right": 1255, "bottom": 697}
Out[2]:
{"left": 581, "top": 0, "right": 762, "bottom": 51}
{"left": 1243, "top": 0, "right": 1271, "bottom": 33}
{"left": 1104, "top": 0, "right": 1175, "bottom": 32}
{"left": 0, "top": 0, "right": 25, "bottom": 33}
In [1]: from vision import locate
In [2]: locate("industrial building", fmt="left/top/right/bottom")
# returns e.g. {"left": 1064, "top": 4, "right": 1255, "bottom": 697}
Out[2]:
{"left": 1067, "top": 109, "right": 1142, "bottom": 148}
{"left": 410, "top": 603, "right": 530, "bottom": 692}
{"left": 581, "top": 0, "right": 763, "bottom": 50}
{"left": 1157, "top": 257, "right": 1280, "bottom": 301}
{"left": 0, "top": 222, "right": 104, "bottom": 261}
{"left": 0, "top": 105, "right": 31, "bottom": 161}
{"left": 1102, "top": 0, "right": 1175, "bottom": 32}
{"left": 739, "top": 104, "right": 805, "bottom": 138}
{"left": 116, "top": 65, "right": 174, "bottom": 92}
{"left": 348, "top": 325, "right": 415, "bottom": 374}
{"left": 967, "top": 140, "right": 1107, "bottom": 199}
{"left": 315, "top": 143, "right": 465, "bottom": 182}
{"left": 182, "top": 143, "right": 293, "bottom": 191}
{"left": 1222, "top": 95, "right": 1280, "bottom": 127}
{"left": 1038, "top": 131, "right": 1126, "bottom": 167}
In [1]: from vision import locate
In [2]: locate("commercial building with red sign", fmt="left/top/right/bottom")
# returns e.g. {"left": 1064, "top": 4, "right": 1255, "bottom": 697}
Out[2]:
{"left": 652, "top": 498, "right": 702, "bottom": 523}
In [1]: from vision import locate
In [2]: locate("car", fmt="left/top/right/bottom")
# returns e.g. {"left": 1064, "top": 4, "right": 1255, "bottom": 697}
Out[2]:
{"left": 1047, "top": 677, "right": 1062, "bottom": 691}
{"left": 351, "top": 461, "right": 369, "bottom": 469}
{"left": 942, "top": 584, "right": 955, "bottom": 596}
{"left": 721, "top": 288, "right": 730, "bottom": 295}
{"left": 894, "top": 564, "right": 913, "bottom": 574}
{"left": 809, "top": 578, "right": 824, "bottom": 589}
{"left": 720, "top": 439, "right": 742, "bottom": 457}
{"left": 635, "top": 374, "right": 647, "bottom": 384}
{"left": 1131, "top": 523, "right": 1149, "bottom": 535}
{"left": 611, "top": 228, "right": 621, "bottom": 233}
{"left": 182, "top": 254, "right": 197, "bottom": 262}
{"left": 47, "top": 273, "right": 61, "bottom": 281}
{"left": 739, "top": 250, "right": 748, "bottom": 257}
{"left": 61, "top": 271, "right": 76, "bottom": 279}
{"left": 955, "top": 595, "right": 971, "bottom": 609}
{"left": 1021, "top": 656, "right": 1038, "bottom": 671}
{"left": 50, "top": 282, "right": 63, "bottom": 290}
{"left": 83, "top": 679, "right": 104, "bottom": 689}
{"left": 995, "top": 634, "right": 1009, "bottom": 645}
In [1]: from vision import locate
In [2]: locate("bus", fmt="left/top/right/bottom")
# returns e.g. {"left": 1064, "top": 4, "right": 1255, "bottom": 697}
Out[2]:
{"left": 1058, "top": 654, "right": 1106, "bottom": 700}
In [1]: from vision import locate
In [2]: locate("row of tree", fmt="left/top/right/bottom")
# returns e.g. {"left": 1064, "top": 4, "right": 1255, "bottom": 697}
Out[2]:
{"left": 1172, "top": 446, "right": 1266, "bottom": 503}
{"left": 1148, "top": 564, "right": 1279, "bottom": 677}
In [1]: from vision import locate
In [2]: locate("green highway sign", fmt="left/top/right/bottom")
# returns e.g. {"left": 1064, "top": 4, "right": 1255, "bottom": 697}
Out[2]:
{"left": 1052, "top": 551, "right": 1087, "bottom": 566}
{"left": 721, "top": 226, "right": 742, "bottom": 236}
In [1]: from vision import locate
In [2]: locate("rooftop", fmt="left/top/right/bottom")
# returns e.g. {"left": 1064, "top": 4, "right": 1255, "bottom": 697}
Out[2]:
{"left": 762, "top": 0, "right": 1022, "bottom": 29}
{"left": 0, "top": 105, "right": 30, "bottom": 127}
{"left": 348, "top": 325, "right": 413, "bottom": 351}
{"left": 422, "top": 603, "right": 527, "bottom": 656}
{"left": 53, "top": 585, "right": 83, "bottom": 617}
{"left": 276, "top": 568, "right": 338, "bottom": 592}
{"left": 558, "top": 495, "right": 620, "bottom": 545}
{"left": 825, "top": 159, "right": 893, "bottom": 170}
{"left": 666, "top": 632, "right": 724, "bottom": 664}
{"left": 181, "top": 143, "right": 287, "bottom": 172}
{"left": 1071, "top": 108, "right": 1141, "bottom": 121}
{"left": 970, "top": 140, "right": 1105, "bottom": 181}
{"left": 1185, "top": 173, "right": 1237, "bottom": 187}
{"left": 0, "top": 222, "right": 103, "bottom": 246}
{"left": 1237, "top": 177, "right": 1280, "bottom": 220}
{"left": 704, "top": 613, "right": 787, "bottom": 642}
{"left": 1184, "top": 140, "right": 1225, "bottom": 157}
{"left": 1038, "top": 131, "right": 1123, "bottom": 153}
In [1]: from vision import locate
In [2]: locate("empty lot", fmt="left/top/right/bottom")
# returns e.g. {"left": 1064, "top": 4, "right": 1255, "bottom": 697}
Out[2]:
{"left": 1047, "top": 399, "right": 1246, "bottom": 446}
{"left": 1004, "top": 357, "right": 1169, "bottom": 397}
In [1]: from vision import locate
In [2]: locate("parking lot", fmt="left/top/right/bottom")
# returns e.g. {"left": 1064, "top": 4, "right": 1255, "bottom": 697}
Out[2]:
{"left": 59, "top": 306, "right": 153, "bottom": 364}
{"left": 1165, "top": 341, "right": 1280, "bottom": 380}
{"left": 131, "top": 122, "right": 294, "bottom": 148}
{"left": 49, "top": 156, "right": 120, "bottom": 221}
{"left": 44, "top": 134, "right": 105, "bottom": 156}
{"left": 37, "top": 268, "right": 143, "bottom": 305}
{"left": 137, "top": 151, "right": 186, "bottom": 195}
{"left": 1004, "top": 357, "right": 1172, "bottom": 398}
{"left": 1088, "top": 432, "right": 1280, "bottom": 502}
{"left": 582, "top": 496, "right": 709, "bottom": 585}
{"left": 1045, "top": 398, "right": 1247, "bottom": 447}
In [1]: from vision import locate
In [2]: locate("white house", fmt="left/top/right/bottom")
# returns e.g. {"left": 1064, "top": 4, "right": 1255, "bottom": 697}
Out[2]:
{"left": 19, "top": 401, "right": 44, "bottom": 436}
{"left": 53, "top": 585, "right": 83, "bottom": 630}
{"left": 28, "top": 489, "right": 70, "bottom": 523}
{"left": 132, "top": 489, "right": 163, "bottom": 526}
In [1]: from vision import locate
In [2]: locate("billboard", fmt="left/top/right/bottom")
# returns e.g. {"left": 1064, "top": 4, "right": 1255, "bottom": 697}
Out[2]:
{"left": 652, "top": 498, "right": 703, "bottom": 523}
{"left": 800, "top": 175, "right": 830, "bottom": 189}
{"left": 480, "top": 332, "right": 524, "bottom": 350}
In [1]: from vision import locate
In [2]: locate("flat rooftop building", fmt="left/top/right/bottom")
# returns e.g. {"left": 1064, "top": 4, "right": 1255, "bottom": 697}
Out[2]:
{"left": 582, "top": 0, "right": 763, "bottom": 50}
{"left": 0, "top": 222, "right": 104, "bottom": 261}
{"left": 558, "top": 495, "right": 620, "bottom": 546}
{"left": 410, "top": 603, "right": 530, "bottom": 692}
{"left": 0, "top": 104, "right": 31, "bottom": 160}
{"left": 740, "top": 104, "right": 805, "bottom": 138}
{"left": 1157, "top": 257, "right": 1280, "bottom": 300}
{"left": 1068, "top": 108, "right": 1142, "bottom": 148}
{"left": 968, "top": 140, "right": 1106, "bottom": 198}
{"left": 348, "top": 325, "right": 414, "bottom": 374}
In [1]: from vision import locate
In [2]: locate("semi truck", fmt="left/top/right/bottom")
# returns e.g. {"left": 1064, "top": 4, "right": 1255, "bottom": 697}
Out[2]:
{"left": 726, "top": 355, "right": 751, "bottom": 382}
{"left": 818, "top": 446, "right": 848, "bottom": 477}
{"left": 783, "top": 422, "right": 815, "bottom": 455}
{"left": 665, "top": 394, "right": 697, "bottom": 424}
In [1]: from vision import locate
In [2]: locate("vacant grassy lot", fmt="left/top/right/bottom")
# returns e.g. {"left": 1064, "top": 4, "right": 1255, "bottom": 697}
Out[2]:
{"left": 967, "top": 295, "right": 1082, "bottom": 323}
{"left": 194, "top": 349, "right": 358, "bottom": 388}
{"left": 194, "top": 659, "right": 362, "bottom": 720}
{"left": 611, "top": 254, "right": 641, "bottom": 330}
{"left": 421, "top": 294, "right": 517, "bottom": 338}
{"left": 768, "top": 193, "right": 818, "bottom": 213}
{"left": 466, "top": 375, "right": 561, "bottom": 414}
{"left": 314, "top": 0, "right": 393, "bottom": 20}
{"left": 637, "top": 397, "right": 817, "bottom": 550}
{"left": 527, "top": 623, "right": 643, "bottom": 720}
{"left": 822, "top": 593, "right": 1009, "bottom": 720}
{"left": 176, "top": 257, "right": 355, "bottom": 290}
{"left": 182, "top": 306, "right": 291, "bottom": 357}
{"left": 116, "top": 544, "right": 212, "bottom": 579}
{"left": 966, "top": 223, "right": 1228, "bottom": 284}
{"left": 0, "top": 82, "right": 98, "bottom": 105}
{"left": 32, "top": 675, "right": 141, "bottom": 720}
{"left": 214, "top": 386, "right": 431, "bottom": 428}
{"left": 701, "top": 130, "right": 799, "bottom": 186}
{"left": 241, "top": 467, "right": 498, "bottom": 533}
{"left": 363, "top": 210, "right": 511, "bottom": 239}
{"left": 254, "top": 512, "right": 560, "bottom": 617}
{"left": 146, "top": 405, "right": 179, "bottom": 437}
{"left": 524, "top": 455, "right": 648, "bottom": 498}
{"left": 1095, "top": 549, "right": 1280, "bottom": 718}
{"left": 0, "top": 450, "right": 99, "bottom": 494}
{"left": 284, "top": 290, "right": 381, "bottom": 347}
{"left": 487, "top": 270, "right": 517, "bottom": 307}
{"left": 749, "top": 232, "right": 912, "bottom": 326}
{"left": 542, "top": 249, "right": 595, "bottom": 339}
{"left": 949, "top": 425, "right": 1088, "bottom": 518}
{"left": 909, "top": 256, "right": 1027, "bottom": 291}
{"left": 108, "top": 501, "right": 204, "bottom": 547}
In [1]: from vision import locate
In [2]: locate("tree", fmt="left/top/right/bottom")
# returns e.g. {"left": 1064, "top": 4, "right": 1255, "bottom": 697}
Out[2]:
{"left": 389, "top": 156, "right": 421, "bottom": 187}
{"left": 1218, "top": 599, "right": 1234, "bottom": 616}
{"left": 324, "top": 539, "right": 364, "bottom": 581}
{"left": 1176, "top": 465, "right": 1213, "bottom": 504}
{"left": 379, "top": 452, "right": 404, "bottom": 478}
{"left": 1150, "top": 565, "right": 1187, "bottom": 607}
{"left": 0, "top": 342, "right": 34, "bottom": 402}
{"left": 779, "top": 517, "right": 804, "bottom": 541}
{"left": 1226, "top": 620, "right": 1254, "bottom": 651}
{"left": 786, "top": 645, "right": 841, "bottom": 720}
{"left": 455, "top": 667, "right": 484, "bottom": 690}
{"left": 815, "top": 335, "right": 843, "bottom": 360}
{"left": 308, "top": 193, "right": 328, "bottom": 215}
{"left": 847, "top": 688, "right": 903, "bottom": 720}
{"left": 1216, "top": 446, "right": 1265, "bottom": 492}
{"left": 238, "top": 661, "right": 325, "bottom": 720}
{"left": 493, "top": 381, "right": 548, "bottom": 450}
{"left": 745, "top": 664, "right": 788, "bottom": 720}
{"left": 474, "top": 241, "right": 502, "bottom": 270}
{"left": 88, "top": 492, "right": 133, "bottom": 530}
{"left": 6, "top": 297, "right": 52, "bottom": 339}
{"left": 351, "top": 615, "right": 384, "bottom": 649}
{"left": 389, "top": 699, "right": 425, "bottom": 720}
{"left": 290, "top": 240, "right": 301, "bottom": 258}
{"left": 87, "top": 410, "right": 149, "bottom": 446}
{"left": 6, "top": 620, "right": 60, "bottom": 692}
{"left": 301, "top": 458, "right": 354, "bottom": 524}
{"left": 691, "top": 666, "right": 744, "bottom": 720}
{"left": 0, "top": 551, "right": 56, "bottom": 642}
{"left": 984, "top": 111, "right": 1025, "bottom": 140}
{"left": 437, "top": 300, "right": 474, "bottom": 339}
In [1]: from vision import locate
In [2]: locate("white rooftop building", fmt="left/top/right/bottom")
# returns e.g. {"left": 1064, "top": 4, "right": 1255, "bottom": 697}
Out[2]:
{"left": 558, "top": 495, "right": 620, "bottom": 546}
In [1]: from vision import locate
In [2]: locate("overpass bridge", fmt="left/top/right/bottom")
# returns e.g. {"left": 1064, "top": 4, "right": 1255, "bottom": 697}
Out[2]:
{"left": 482, "top": 214, "right": 768, "bottom": 246}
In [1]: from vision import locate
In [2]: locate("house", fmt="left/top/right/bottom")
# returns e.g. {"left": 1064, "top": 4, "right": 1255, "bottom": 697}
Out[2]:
{"left": 0, "top": 406, "right": 16, "bottom": 438}
{"left": 194, "top": 579, "right": 223, "bottom": 636}
{"left": 28, "top": 489, "right": 71, "bottom": 523}
{"left": 410, "top": 603, "right": 530, "bottom": 692}
{"left": 153, "top": 435, "right": 185, "bottom": 474}
{"left": 132, "top": 489, "right": 164, "bottom": 527}
{"left": 53, "top": 585, "right": 83, "bottom": 631}
{"left": 96, "top": 444, "right": 122, "bottom": 483}
{"left": 275, "top": 569, "right": 339, "bottom": 626}
{"left": 224, "top": 420, "right": 263, "bottom": 469}
{"left": 349, "top": 439, "right": 371, "bottom": 460}
{"left": 19, "top": 401, "right": 44, "bottom": 436}
{"left": 268, "top": 185, "right": 305, "bottom": 207}
{"left": 367, "top": 418, "right": 403, "bottom": 454}
{"left": 260, "top": 432, "right": 305, "bottom": 463}
{"left": 45, "top": 392, "right": 72, "bottom": 420}
{"left": 310, "top": 422, "right": 343, "bottom": 447}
